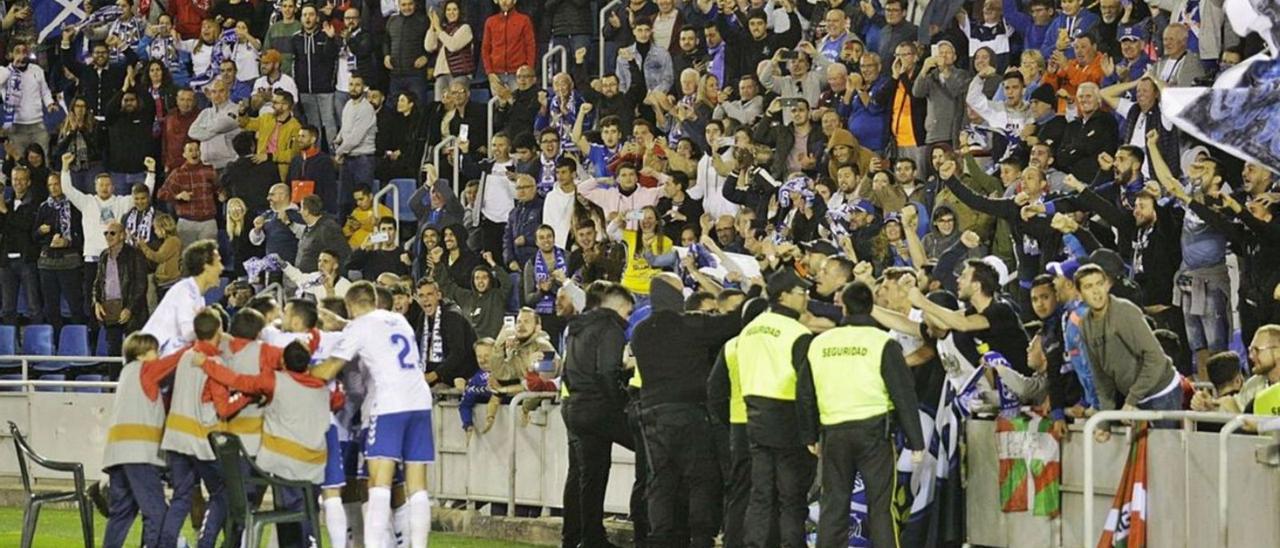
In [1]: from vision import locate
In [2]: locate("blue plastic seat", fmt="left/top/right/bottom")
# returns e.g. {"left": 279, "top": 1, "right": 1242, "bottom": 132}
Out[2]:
{"left": 71, "top": 374, "right": 106, "bottom": 394}
{"left": 57, "top": 325, "right": 95, "bottom": 368}
{"left": 0, "top": 325, "right": 17, "bottom": 368}
{"left": 35, "top": 374, "right": 65, "bottom": 392}
{"left": 385, "top": 178, "right": 418, "bottom": 222}
{"left": 0, "top": 373, "right": 22, "bottom": 392}
{"left": 20, "top": 325, "right": 53, "bottom": 356}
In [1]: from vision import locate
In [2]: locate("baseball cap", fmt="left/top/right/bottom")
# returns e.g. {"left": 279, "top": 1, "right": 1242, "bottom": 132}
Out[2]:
{"left": 1118, "top": 26, "right": 1147, "bottom": 42}
{"left": 766, "top": 268, "right": 813, "bottom": 298}
{"left": 1030, "top": 84, "right": 1057, "bottom": 106}
{"left": 1046, "top": 258, "right": 1081, "bottom": 280}
{"left": 883, "top": 212, "right": 902, "bottom": 224}
{"left": 852, "top": 199, "right": 877, "bottom": 215}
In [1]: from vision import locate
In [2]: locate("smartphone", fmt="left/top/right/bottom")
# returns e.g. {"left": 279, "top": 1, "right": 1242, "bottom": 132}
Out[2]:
{"left": 779, "top": 97, "right": 802, "bottom": 108}
{"left": 626, "top": 210, "right": 645, "bottom": 222}
{"left": 459, "top": 124, "right": 469, "bottom": 143}
{"left": 503, "top": 315, "right": 516, "bottom": 331}
{"left": 368, "top": 231, "right": 390, "bottom": 244}
{"left": 930, "top": 43, "right": 940, "bottom": 57}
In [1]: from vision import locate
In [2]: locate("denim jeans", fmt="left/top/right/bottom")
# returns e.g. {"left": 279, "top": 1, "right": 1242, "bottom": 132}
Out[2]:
{"left": 299, "top": 93, "right": 340, "bottom": 151}
{"left": 0, "top": 261, "right": 42, "bottom": 323}
{"left": 339, "top": 154, "right": 376, "bottom": 217}
{"left": 1139, "top": 376, "right": 1185, "bottom": 429}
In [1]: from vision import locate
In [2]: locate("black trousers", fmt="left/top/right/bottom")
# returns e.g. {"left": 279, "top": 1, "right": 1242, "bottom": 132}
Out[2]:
{"left": 479, "top": 218, "right": 506, "bottom": 260}
{"left": 641, "top": 404, "right": 721, "bottom": 548}
{"left": 817, "top": 424, "right": 898, "bottom": 548}
{"left": 742, "top": 441, "right": 815, "bottom": 548}
{"left": 625, "top": 397, "right": 651, "bottom": 547}
{"left": 563, "top": 399, "right": 645, "bottom": 548}
{"left": 720, "top": 423, "right": 770, "bottom": 548}
{"left": 562, "top": 427, "right": 582, "bottom": 548}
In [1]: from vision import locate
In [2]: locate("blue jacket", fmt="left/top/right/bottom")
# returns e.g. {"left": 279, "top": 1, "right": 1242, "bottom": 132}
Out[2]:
{"left": 504, "top": 197, "right": 544, "bottom": 267}
{"left": 1038, "top": 11, "right": 1099, "bottom": 59}
{"left": 845, "top": 76, "right": 891, "bottom": 153}
{"left": 257, "top": 208, "right": 305, "bottom": 261}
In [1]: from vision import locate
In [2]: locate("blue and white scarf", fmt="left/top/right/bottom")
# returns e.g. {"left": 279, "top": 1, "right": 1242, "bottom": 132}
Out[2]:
{"left": 667, "top": 93, "right": 697, "bottom": 146}
{"left": 420, "top": 305, "right": 444, "bottom": 368}
{"left": 533, "top": 247, "right": 566, "bottom": 314}
{"left": 108, "top": 16, "right": 145, "bottom": 62}
{"left": 2, "top": 63, "right": 24, "bottom": 130}
{"left": 546, "top": 90, "right": 587, "bottom": 153}
{"left": 46, "top": 195, "right": 73, "bottom": 239}
{"left": 190, "top": 28, "right": 238, "bottom": 89}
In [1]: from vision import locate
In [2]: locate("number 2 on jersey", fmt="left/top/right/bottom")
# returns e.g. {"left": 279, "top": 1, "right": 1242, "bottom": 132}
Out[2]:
{"left": 390, "top": 334, "right": 416, "bottom": 370}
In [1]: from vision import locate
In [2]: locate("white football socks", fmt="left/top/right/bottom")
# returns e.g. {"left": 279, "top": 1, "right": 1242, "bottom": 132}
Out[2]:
{"left": 408, "top": 491, "right": 431, "bottom": 548}
{"left": 323, "top": 497, "right": 347, "bottom": 548}
{"left": 344, "top": 501, "right": 364, "bottom": 547}
{"left": 393, "top": 501, "right": 410, "bottom": 548}
{"left": 364, "top": 487, "right": 390, "bottom": 548}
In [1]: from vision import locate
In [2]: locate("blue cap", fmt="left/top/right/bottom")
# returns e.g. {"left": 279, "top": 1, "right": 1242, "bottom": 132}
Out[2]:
{"left": 1046, "top": 258, "right": 1081, "bottom": 280}
{"left": 1119, "top": 26, "right": 1147, "bottom": 42}
{"left": 852, "top": 199, "right": 876, "bottom": 215}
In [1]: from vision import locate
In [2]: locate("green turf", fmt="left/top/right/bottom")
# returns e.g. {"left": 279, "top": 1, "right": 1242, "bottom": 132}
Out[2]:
{"left": 0, "top": 506, "right": 544, "bottom": 547}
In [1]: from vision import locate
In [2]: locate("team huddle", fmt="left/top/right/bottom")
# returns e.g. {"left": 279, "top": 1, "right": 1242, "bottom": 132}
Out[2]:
{"left": 102, "top": 239, "right": 432, "bottom": 548}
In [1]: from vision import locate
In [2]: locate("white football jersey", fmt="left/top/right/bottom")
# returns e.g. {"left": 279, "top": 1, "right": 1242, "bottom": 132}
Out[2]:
{"left": 331, "top": 310, "right": 432, "bottom": 416}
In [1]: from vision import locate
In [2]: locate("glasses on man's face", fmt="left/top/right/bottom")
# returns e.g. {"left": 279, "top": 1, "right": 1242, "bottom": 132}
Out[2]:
{"left": 104, "top": 230, "right": 119, "bottom": 236}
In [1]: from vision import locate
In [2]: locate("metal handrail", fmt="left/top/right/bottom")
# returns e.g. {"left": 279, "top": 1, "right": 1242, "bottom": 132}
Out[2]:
{"left": 487, "top": 95, "right": 500, "bottom": 146}
{"left": 1216, "top": 414, "right": 1280, "bottom": 547}
{"left": 508, "top": 391, "right": 558, "bottom": 512}
{"left": 372, "top": 182, "right": 401, "bottom": 244}
{"left": 542, "top": 44, "right": 567, "bottom": 87}
{"left": 1, "top": 354, "right": 125, "bottom": 394}
{"left": 1081, "top": 410, "right": 1239, "bottom": 548}
{"left": 255, "top": 282, "right": 284, "bottom": 304}
{"left": 598, "top": 0, "right": 622, "bottom": 78}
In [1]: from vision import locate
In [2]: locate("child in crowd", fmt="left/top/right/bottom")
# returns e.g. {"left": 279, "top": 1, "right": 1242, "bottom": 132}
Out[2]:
{"left": 457, "top": 337, "right": 501, "bottom": 436}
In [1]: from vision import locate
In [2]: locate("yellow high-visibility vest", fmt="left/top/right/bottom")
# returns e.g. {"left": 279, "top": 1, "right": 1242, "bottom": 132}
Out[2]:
{"left": 807, "top": 325, "right": 894, "bottom": 425}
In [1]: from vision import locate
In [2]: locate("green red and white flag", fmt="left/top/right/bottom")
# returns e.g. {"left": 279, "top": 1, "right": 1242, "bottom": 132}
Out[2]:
{"left": 996, "top": 413, "right": 1061, "bottom": 517}
{"left": 1097, "top": 425, "right": 1149, "bottom": 548}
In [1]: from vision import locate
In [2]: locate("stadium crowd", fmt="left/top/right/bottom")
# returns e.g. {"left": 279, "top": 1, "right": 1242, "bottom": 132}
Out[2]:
{"left": 1, "top": 0, "right": 1279, "bottom": 545}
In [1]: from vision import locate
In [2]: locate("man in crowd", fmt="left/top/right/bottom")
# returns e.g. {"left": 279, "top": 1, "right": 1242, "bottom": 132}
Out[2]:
{"left": 291, "top": 4, "right": 341, "bottom": 148}
{"left": 157, "top": 142, "right": 220, "bottom": 247}
{"left": 189, "top": 79, "right": 242, "bottom": 171}
{"left": 93, "top": 221, "right": 150, "bottom": 356}
{"left": 334, "top": 74, "right": 378, "bottom": 216}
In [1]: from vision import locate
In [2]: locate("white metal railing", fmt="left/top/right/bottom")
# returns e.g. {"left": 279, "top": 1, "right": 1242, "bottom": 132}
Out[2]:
{"left": 255, "top": 282, "right": 284, "bottom": 304}
{"left": 598, "top": 0, "right": 622, "bottom": 78}
{"left": 372, "top": 182, "right": 402, "bottom": 243}
{"left": 1081, "top": 410, "right": 1242, "bottom": 548}
{"left": 0, "top": 355, "right": 124, "bottom": 393}
{"left": 508, "top": 391, "right": 558, "bottom": 513}
{"left": 487, "top": 95, "right": 500, "bottom": 146}
{"left": 1217, "top": 415, "right": 1280, "bottom": 547}
{"left": 542, "top": 45, "right": 567, "bottom": 88}
{"left": 430, "top": 136, "right": 461, "bottom": 195}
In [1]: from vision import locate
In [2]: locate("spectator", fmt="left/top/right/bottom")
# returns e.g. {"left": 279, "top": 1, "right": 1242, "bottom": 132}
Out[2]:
{"left": 291, "top": 5, "right": 341, "bottom": 148}
{"left": 157, "top": 141, "right": 220, "bottom": 246}
{"left": 543, "top": 157, "right": 582, "bottom": 249}
{"left": 287, "top": 125, "right": 340, "bottom": 214}
{"left": 336, "top": 8, "right": 377, "bottom": 110}
{"left": 188, "top": 79, "right": 242, "bottom": 170}
{"left": 908, "top": 257, "right": 1032, "bottom": 374}
{"left": 504, "top": 174, "right": 545, "bottom": 272}
{"left": 1055, "top": 83, "right": 1117, "bottom": 182}
{"left": 1038, "top": 0, "right": 1099, "bottom": 60}
{"left": 424, "top": 79, "right": 484, "bottom": 148}
{"left": 526, "top": 128, "right": 564, "bottom": 195}
{"left": 967, "top": 69, "right": 1033, "bottom": 156}
{"left": 495, "top": 65, "right": 542, "bottom": 140}
{"left": 249, "top": 183, "right": 306, "bottom": 263}
{"left": 433, "top": 246, "right": 506, "bottom": 338}
{"left": 139, "top": 213, "right": 183, "bottom": 295}
{"left": 53, "top": 101, "right": 100, "bottom": 193}
{"left": 251, "top": 49, "right": 300, "bottom": 114}
{"left": 612, "top": 205, "right": 672, "bottom": 295}
{"left": 1155, "top": 23, "right": 1205, "bottom": 87}
{"left": 424, "top": 0, "right": 475, "bottom": 101}
{"left": 440, "top": 223, "right": 484, "bottom": 289}
{"left": 880, "top": 41, "right": 928, "bottom": 172}
{"left": 227, "top": 21, "right": 261, "bottom": 84}
{"left": 342, "top": 184, "right": 393, "bottom": 247}
{"left": 216, "top": 59, "right": 252, "bottom": 103}
{"left": 1100, "top": 77, "right": 1178, "bottom": 179}
{"left": 411, "top": 277, "right": 479, "bottom": 386}
{"left": 1076, "top": 263, "right": 1183, "bottom": 437}
{"left": 0, "top": 42, "right": 56, "bottom": 156}
{"left": 617, "top": 19, "right": 674, "bottom": 100}
{"left": 752, "top": 98, "right": 824, "bottom": 180}
{"left": 373, "top": 91, "right": 428, "bottom": 182}
{"left": 910, "top": 41, "right": 970, "bottom": 148}
{"left": 481, "top": 0, "right": 536, "bottom": 91}
{"left": 713, "top": 74, "right": 765, "bottom": 134}
{"left": 580, "top": 163, "right": 664, "bottom": 221}
{"left": 58, "top": 155, "right": 156, "bottom": 290}
{"left": 0, "top": 165, "right": 42, "bottom": 324}
{"left": 655, "top": 171, "right": 702, "bottom": 242}
{"left": 35, "top": 173, "right": 87, "bottom": 331}
{"left": 223, "top": 198, "right": 260, "bottom": 278}
{"left": 758, "top": 48, "right": 831, "bottom": 110}
{"left": 334, "top": 74, "right": 378, "bottom": 215}
{"left": 383, "top": 0, "right": 429, "bottom": 108}
{"left": 523, "top": 225, "right": 568, "bottom": 317}
{"left": 139, "top": 13, "right": 195, "bottom": 89}
{"left": 93, "top": 221, "right": 150, "bottom": 356}
{"left": 866, "top": 0, "right": 918, "bottom": 63}
{"left": 843, "top": 52, "right": 889, "bottom": 154}
{"left": 284, "top": 248, "right": 351, "bottom": 299}
{"left": 162, "top": 89, "right": 201, "bottom": 172}
{"left": 410, "top": 164, "right": 465, "bottom": 230}
{"left": 220, "top": 131, "right": 280, "bottom": 216}
{"left": 295, "top": 194, "right": 351, "bottom": 272}
{"left": 567, "top": 220, "right": 625, "bottom": 283}
{"left": 104, "top": 79, "right": 158, "bottom": 195}
{"left": 1043, "top": 33, "right": 1105, "bottom": 111}
{"left": 61, "top": 35, "right": 131, "bottom": 123}
{"left": 536, "top": 72, "right": 590, "bottom": 155}
{"left": 348, "top": 216, "right": 410, "bottom": 280}
{"left": 264, "top": 0, "right": 301, "bottom": 75}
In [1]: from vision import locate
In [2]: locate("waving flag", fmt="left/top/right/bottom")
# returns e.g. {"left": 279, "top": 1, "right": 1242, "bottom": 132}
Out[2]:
{"left": 1098, "top": 425, "right": 1149, "bottom": 548}
{"left": 35, "top": 0, "right": 86, "bottom": 42}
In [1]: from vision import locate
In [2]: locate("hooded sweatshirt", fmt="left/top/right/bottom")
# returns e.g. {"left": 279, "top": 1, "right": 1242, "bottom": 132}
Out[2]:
{"left": 631, "top": 276, "right": 742, "bottom": 407}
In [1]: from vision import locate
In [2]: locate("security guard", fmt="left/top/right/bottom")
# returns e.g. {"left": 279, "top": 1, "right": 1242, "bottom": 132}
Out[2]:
{"left": 708, "top": 298, "right": 772, "bottom": 548}
{"left": 796, "top": 281, "right": 925, "bottom": 548}
{"left": 735, "top": 269, "right": 817, "bottom": 548}
{"left": 632, "top": 274, "right": 742, "bottom": 547}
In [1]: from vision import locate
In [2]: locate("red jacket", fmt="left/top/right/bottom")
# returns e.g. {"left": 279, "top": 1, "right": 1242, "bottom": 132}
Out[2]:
{"left": 169, "top": 0, "right": 209, "bottom": 39}
{"left": 481, "top": 10, "right": 536, "bottom": 75}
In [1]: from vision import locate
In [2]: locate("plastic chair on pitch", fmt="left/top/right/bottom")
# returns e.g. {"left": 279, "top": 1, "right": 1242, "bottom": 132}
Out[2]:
{"left": 385, "top": 178, "right": 418, "bottom": 222}
{"left": 208, "top": 432, "right": 323, "bottom": 548}
{"left": 7, "top": 421, "right": 95, "bottom": 548}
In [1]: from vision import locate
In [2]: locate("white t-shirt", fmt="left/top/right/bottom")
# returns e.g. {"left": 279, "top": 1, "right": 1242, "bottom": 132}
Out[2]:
{"left": 543, "top": 184, "right": 577, "bottom": 249}
{"left": 143, "top": 277, "right": 206, "bottom": 355}
{"left": 330, "top": 309, "right": 432, "bottom": 416}
{"left": 252, "top": 73, "right": 300, "bottom": 115}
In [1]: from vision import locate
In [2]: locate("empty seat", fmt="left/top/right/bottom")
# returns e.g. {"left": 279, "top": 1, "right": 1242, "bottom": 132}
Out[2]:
{"left": 71, "top": 374, "right": 106, "bottom": 394}
{"left": 36, "top": 374, "right": 65, "bottom": 393}
{"left": 20, "top": 325, "right": 53, "bottom": 356}
{"left": 57, "top": 325, "right": 94, "bottom": 367}
{"left": 0, "top": 325, "right": 16, "bottom": 368}
{"left": 385, "top": 178, "right": 418, "bottom": 222}
{"left": 0, "top": 373, "right": 23, "bottom": 392}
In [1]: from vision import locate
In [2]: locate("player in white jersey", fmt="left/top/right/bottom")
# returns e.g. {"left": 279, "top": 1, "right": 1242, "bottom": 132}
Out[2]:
{"left": 142, "top": 240, "right": 223, "bottom": 354}
{"left": 314, "top": 281, "right": 434, "bottom": 548}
